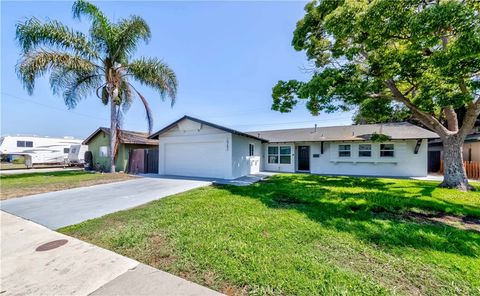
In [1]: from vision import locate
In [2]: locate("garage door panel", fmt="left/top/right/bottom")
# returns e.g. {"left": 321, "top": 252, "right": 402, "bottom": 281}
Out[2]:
{"left": 164, "top": 141, "right": 227, "bottom": 178}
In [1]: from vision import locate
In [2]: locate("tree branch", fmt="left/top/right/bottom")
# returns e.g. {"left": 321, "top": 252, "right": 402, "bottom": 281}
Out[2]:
{"left": 459, "top": 77, "right": 469, "bottom": 95}
{"left": 443, "top": 106, "right": 459, "bottom": 132}
{"left": 385, "top": 79, "right": 448, "bottom": 136}
{"left": 459, "top": 98, "right": 480, "bottom": 138}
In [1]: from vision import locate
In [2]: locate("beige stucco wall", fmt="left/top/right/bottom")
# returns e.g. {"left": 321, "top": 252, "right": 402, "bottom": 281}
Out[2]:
{"left": 463, "top": 142, "right": 480, "bottom": 162}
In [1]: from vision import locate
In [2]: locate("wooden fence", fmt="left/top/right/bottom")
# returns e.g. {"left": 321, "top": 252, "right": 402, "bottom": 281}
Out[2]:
{"left": 127, "top": 148, "right": 159, "bottom": 174}
{"left": 440, "top": 160, "right": 480, "bottom": 179}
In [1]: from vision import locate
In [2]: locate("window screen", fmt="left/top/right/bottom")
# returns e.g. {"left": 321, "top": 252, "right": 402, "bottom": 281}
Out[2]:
{"left": 249, "top": 144, "right": 254, "bottom": 156}
{"left": 99, "top": 146, "right": 109, "bottom": 157}
{"left": 267, "top": 146, "right": 291, "bottom": 164}
{"left": 380, "top": 144, "right": 394, "bottom": 157}
{"left": 279, "top": 146, "right": 291, "bottom": 164}
{"left": 338, "top": 144, "right": 351, "bottom": 157}
{"left": 358, "top": 144, "right": 371, "bottom": 157}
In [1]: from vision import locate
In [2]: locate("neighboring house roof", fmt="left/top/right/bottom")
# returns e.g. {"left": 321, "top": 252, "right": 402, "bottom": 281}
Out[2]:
{"left": 149, "top": 115, "right": 268, "bottom": 142}
{"left": 429, "top": 132, "right": 480, "bottom": 146}
{"left": 465, "top": 133, "right": 480, "bottom": 143}
{"left": 83, "top": 127, "right": 158, "bottom": 145}
{"left": 247, "top": 122, "right": 439, "bottom": 143}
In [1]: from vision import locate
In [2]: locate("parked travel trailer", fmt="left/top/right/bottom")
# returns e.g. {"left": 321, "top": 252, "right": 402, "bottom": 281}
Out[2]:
{"left": 67, "top": 144, "right": 88, "bottom": 165}
{"left": 0, "top": 135, "right": 83, "bottom": 167}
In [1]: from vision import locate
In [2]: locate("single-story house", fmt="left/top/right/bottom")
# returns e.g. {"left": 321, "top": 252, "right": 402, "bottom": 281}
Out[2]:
{"left": 149, "top": 115, "right": 439, "bottom": 179}
{"left": 83, "top": 127, "right": 158, "bottom": 172}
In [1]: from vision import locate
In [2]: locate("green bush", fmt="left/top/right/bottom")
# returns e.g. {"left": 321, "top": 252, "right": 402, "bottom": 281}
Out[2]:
{"left": 12, "top": 157, "right": 25, "bottom": 164}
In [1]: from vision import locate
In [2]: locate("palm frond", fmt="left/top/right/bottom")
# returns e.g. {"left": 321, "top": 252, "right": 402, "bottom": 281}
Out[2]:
{"left": 119, "top": 78, "right": 133, "bottom": 112}
{"left": 72, "top": 0, "right": 109, "bottom": 29}
{"left": 127, "top": 57, "right": 178, "bottom": 106}
{"left": 100, "top": 86, "right": 109, "bottom": 105}
{"left": 111, "top": 16, "right": 151, "bottom": 61}
{"left": 17, "top": 50, "right": 97, "bottom": 94}
{"left": 72, "top": 0, "right": 111, "bottom": 51}
{"left": 16, "top": 18, "right": 97, "bottom": 58}
{"left": 50, "top": 68, "right": 102, "bottom": 109}
{"left": 129, "top": 83, "right": 154, "bottom": 134}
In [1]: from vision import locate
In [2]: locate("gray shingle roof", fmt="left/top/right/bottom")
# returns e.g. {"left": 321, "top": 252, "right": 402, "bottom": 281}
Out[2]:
{"left": 149, "top": 115, "right": 268, "bottom": 142}
{"left": 247, "top": 122, "right": 439, "bottom": 143}
{"left": 83, "top": 127, "right": 158, "bottom": 145}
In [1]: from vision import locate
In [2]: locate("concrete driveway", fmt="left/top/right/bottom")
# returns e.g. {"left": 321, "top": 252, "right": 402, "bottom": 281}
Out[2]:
{"left": 0, "top": 177, "right": 211, "bottom": 229}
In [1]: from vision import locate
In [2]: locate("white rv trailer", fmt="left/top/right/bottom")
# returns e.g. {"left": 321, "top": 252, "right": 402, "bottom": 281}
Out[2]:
{"left": 0, "top": 135, "right": 83, "bottom": 167}
{"left": 67, "top": 144, "right": 88, "bottom": 165}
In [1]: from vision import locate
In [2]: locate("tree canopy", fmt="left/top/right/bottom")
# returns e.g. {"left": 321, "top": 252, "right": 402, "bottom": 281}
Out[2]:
{"left": 272, "top": 0, "right": 479, "bottom": 137}
{"left": 353, "top": 99, "right": 411, "bottom": 124}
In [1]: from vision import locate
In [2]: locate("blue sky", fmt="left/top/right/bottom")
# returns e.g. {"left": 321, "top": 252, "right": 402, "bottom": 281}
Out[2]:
{"left": 1, "top": 1, "right": 354, "bottom": 139}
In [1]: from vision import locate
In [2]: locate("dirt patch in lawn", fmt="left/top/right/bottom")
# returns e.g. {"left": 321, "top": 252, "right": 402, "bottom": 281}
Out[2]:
{"left": 406, "top": 212, "right": 480, "bottom": 233}
{"left": 145, "top": 234, "right": 179, "bottom": 269}
{"left": 0, "top": 172, "right": 135, "bottom": 200}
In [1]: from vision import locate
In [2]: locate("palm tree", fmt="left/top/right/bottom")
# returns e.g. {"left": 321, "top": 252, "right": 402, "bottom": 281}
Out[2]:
{"left": 15, "top": 0, "right": 177, "bottom": 172}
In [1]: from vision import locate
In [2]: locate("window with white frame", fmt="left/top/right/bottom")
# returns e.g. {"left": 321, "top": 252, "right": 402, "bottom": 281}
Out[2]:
{"left": 338, "top": 144, "right": 351, "bottom": 157}
{"left": 249, "top": 144, "right": 254, "bottom": 156}
{"left": 99, "top": 146, "right": 109, "bottom": 157}
{"left": 358, "top": 144, "right": 372, "bottom": 157}
{"left": 25, "top": 141, "right": 33, "bottom": 147}
{"left": 380, "top": 144, "right": 394, "bottom": 157}
{"left": 267, "top": 146, "right": 291, "bottom": 164}
{"left": 280, "top": 146, "right": 291, "bottom": 164}
{"left": 268, "top": 146, "right": 278, "bottom": 163}
{"left": 63, "top": 148, "right": 70, "bottom": 154}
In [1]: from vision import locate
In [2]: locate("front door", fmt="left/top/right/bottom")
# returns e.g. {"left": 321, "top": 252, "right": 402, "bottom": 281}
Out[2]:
{"left": 298, "top": 146, "right": 310, "bottom": 171}
{"left": 428, "top": 151, "right": 441, "bottom": 172}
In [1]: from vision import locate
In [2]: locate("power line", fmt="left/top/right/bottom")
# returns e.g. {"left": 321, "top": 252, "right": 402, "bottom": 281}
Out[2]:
{"left": 1, "top": 92, "right": 353, "bottom": 130}
{"left": 188, "top": 107, "right": 354, "bottom": 122}
{"left": 1, "top": 92, "right": 108, "bottom": 121}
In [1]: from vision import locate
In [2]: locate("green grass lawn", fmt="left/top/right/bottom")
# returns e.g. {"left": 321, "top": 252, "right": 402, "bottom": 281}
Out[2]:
{"left": 0, "top": 170, "right": 134, "bottom": 199}
{"left": 60, "top": 174, "right": 480, "bottom": 296}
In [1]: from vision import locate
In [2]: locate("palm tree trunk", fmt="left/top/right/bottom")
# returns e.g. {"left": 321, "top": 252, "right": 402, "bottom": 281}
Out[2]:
{"left": 110, "top": 99, "right": 117, "bottom": 173}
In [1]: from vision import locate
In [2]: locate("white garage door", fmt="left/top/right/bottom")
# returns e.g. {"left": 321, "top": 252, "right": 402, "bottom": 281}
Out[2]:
{"left": 164, "top": 141, "right": 227, "bottom": 178}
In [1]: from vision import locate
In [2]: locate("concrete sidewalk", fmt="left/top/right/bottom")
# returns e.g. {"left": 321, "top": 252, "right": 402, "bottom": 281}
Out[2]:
{"left": 0, "top": 211, "right": 223, "bottom": 296}
{"left": 412, "top": 174, "right": 479, "bottom": 183}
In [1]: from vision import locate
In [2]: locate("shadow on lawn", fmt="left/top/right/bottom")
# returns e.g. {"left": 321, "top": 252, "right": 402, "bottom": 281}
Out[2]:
{"left": 219, "top": 174, "right": 480, "bottom": 257}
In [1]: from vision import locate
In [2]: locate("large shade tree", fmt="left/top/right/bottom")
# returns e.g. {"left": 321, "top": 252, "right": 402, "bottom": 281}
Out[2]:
{"left": 16, "top": 0, "right": 177, "bottom": 172}
{"left": 272, "top": 0, "right": 480, "bottom": 191}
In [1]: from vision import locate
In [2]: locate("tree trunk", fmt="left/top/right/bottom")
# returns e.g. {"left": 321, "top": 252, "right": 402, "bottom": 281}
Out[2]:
{"left": 110, "top": 99, "right": 117, "bottom": 173}
{"left": 439, "top": 134, "right": 474, "bottom": 191}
